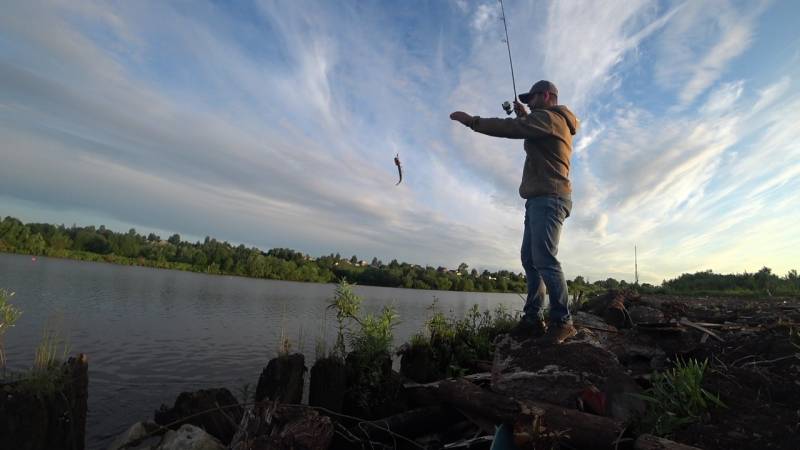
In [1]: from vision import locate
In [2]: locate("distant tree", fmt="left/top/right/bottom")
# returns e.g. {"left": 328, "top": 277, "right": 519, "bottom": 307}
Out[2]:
{"left": 168, "top": 234, "right": 181, "bottom": 245}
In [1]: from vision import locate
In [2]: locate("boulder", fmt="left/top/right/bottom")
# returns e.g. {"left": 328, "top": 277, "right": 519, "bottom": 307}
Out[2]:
{"left": 157, "top": 424, "right": 224, "bottom": 450}
{"left": 491, "top": 331, "right": 623, "bottom": 407}
{"left": 107, "top": 421, "right": 162, "bottom": 450}
{"left": 154, "top": 388, "right": 242, "bottom": 445}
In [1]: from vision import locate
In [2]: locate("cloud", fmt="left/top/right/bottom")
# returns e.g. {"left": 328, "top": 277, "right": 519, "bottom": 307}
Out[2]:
{"left": 1, "top": 0, "right": 797, "bottom": 283}
{"left": 654, "top": 0, "right": 765, "bottom": 107}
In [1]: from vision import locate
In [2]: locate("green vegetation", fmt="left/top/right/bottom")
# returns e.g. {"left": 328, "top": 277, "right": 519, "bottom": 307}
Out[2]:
{"left": 2, "top": 215, "right": 798, "bottom": 296}
{"left": 637, "top": 358, "right": 725, "bottom": 436}
{"left": 326, "top": 280, "right": 401, "bottom": 418}
{"left": 0, "top": 215, "right": 525, "bottom": 292}
{"left": 0, "top": 289, "right": 22, "bottom": 371}
{"left": 402, "top": 301, "right": 519, "bottom": 379}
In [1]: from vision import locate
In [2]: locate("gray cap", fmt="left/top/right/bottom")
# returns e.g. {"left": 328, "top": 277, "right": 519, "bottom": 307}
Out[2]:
{"left": 518, "top": 80, "right": 558, "bottom": 103}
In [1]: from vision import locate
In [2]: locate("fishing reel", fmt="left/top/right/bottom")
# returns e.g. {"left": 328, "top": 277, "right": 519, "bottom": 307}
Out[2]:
{"left": 502, "top": 101, "right": 513, "bottom": 115}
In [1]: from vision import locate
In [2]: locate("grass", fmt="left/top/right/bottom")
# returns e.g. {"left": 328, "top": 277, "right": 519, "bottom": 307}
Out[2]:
{"left": 636, "top": 358, "right": 725, "bottom": 436}
{"left": 0, "top": 288, "right": 23, "bottom": 371}
{"left": 402, "top": 300, "right": 519, "bottom": 378}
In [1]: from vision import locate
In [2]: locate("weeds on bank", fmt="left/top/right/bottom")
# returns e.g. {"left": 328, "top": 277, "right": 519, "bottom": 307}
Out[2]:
{"left": 407, "top": 300, "right": 519, "bottom": 377}
{"left": 326, "top": 279, "right": 398, "bottom": 360}
{"left": 637, "top": 358, "right": 725, "bottom": 436}
{"left": 0, "top": 288, "right": 23, "bottom": 371}
{"left": 326, "top": 279, "right": 400, "bottom": 416}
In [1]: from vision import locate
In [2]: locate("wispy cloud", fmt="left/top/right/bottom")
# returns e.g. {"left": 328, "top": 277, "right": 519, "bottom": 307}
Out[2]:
{"left": 1, "top": 0, "right": 797, "bottom": 282}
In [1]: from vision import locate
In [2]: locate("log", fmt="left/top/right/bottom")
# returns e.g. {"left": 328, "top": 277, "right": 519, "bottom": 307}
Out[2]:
{"left": 363, "top": 405, "right": 463, "bottom": 442}
{"left": 634, "top": 434, "right": 703, "bottom": 450}
{"left": 436, "top": 379, "right": 523, "bottom": 424}
{"left": 520, "top": 399, "right": 625, "bottom": 449}
{"left": 436, "top": 379, "right": 626, "bottom": 449}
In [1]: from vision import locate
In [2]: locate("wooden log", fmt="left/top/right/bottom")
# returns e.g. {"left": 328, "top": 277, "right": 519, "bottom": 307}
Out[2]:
{"left": 634, "top": 433, "right": 703, "bottom": 450}
{"left": 436, "top": 378, "right": 626, "bottom": 450}
{"left": 520, "top": 399, "right": 625, "bottom": 450}
{"left": 255, "top": 353, "right": 306, "bottom": 404}
{"left": 436, "top": 379, "right": 524, "bottom": 424}
{"left": 363, "top": 405, "right": 463, "bottom": 442}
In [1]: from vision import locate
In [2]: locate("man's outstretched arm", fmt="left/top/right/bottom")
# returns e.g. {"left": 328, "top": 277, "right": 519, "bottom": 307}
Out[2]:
{"left": 450, "top": 108, "right": 551, "bottom": 140}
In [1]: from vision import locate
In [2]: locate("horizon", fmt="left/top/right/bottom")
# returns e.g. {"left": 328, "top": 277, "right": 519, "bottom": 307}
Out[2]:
{"left": 2, "top": 1, "right": 799, "bottom": 285}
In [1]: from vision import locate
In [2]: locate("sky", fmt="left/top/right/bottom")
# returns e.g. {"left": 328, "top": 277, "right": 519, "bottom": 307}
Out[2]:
{"left": 1, "top": 0, "right": 799, "bottom": 284}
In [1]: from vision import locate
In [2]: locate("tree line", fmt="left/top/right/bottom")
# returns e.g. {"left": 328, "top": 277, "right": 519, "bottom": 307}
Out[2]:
{"left": 1, "top": 216, "right": 797, "bottom": 296}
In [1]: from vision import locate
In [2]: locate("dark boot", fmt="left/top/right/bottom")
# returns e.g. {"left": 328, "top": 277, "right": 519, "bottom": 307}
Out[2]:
{"left": 509, "top": 318, "right": 548, "bottom": 340}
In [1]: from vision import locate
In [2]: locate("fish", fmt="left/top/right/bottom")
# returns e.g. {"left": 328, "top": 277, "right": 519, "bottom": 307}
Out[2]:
{"left": 394, "top": 153, "right": 402, "bottom": 185}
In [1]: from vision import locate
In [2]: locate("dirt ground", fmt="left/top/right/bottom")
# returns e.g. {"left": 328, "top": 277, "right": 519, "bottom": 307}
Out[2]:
{"left": 645, "top": 295, "right": 800, "bottom": 449}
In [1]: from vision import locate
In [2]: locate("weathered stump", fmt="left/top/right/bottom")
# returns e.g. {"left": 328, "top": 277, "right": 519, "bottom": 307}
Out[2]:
{"left": 154, "top": 387, "right": 242, "bottom": 445}
{"left": 343, "top": 352, "right": 407, "bottom": 420}
{"left": 255, "top": 353, "right": 306, "bottom": 404}
{"left": 309, "top": 356, "right": 346, "bottom": 412}
{"left": 399, "top": 343, "right": 442, "bottom": 383}
{"left": 0, "top": 353, "right": 88, "bottom": 450}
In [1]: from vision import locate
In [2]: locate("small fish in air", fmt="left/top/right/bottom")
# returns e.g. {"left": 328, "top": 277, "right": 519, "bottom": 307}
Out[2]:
{"left": 394, "top": 153, "right": 403, "bottom": 185}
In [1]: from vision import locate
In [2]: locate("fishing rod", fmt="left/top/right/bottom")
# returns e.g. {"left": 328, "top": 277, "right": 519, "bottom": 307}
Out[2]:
{"left": 498, "top": 0, "right": 517, "bottom": 115}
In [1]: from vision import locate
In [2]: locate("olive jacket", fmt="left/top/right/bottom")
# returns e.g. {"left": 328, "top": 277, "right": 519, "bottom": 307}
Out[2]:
{"left": 468, "top": 105, "right": 579, "bottom": 198}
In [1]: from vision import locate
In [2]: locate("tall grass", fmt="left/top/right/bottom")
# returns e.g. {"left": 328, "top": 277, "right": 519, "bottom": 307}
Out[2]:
{"left": 637, "top": 358, "right": 725, "bottom": 436}
{"left": 0, "top": 289, "right": 23, "bottom": 372}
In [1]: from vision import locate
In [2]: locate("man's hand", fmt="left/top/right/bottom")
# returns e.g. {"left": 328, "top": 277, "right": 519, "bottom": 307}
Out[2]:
{"left": 450, "top": 111, "right": 473, "bottom": 126}
{"left": 513, "top": 100, "right": 528, "bottom": 118}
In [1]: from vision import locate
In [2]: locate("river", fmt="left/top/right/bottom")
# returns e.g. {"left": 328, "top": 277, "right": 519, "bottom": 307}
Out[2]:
{"left": 0, "top": 252, "right": 522, "bottom": 449}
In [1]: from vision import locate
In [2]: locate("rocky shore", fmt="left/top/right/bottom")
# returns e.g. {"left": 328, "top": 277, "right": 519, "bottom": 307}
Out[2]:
{"left": 3, "top": 292, "right": 799, "bottom": 450}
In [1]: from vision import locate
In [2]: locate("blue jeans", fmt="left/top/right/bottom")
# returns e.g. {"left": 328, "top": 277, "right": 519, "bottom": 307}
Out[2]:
{"left": 521, "top": 195, "right": 572, "bottom": 325}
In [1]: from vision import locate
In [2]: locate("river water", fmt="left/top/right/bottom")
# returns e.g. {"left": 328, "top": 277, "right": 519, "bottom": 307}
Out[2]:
{"left": 0, "top": 252, "right": 522, "bottom": 449}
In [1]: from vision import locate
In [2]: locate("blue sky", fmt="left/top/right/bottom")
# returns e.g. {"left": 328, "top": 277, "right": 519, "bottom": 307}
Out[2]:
{"left": 1, "top": 0, "right": 799, "bottom": 284}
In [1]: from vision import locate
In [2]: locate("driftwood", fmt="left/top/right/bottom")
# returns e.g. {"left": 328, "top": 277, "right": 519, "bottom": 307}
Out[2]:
{"left": 436, "top": 378, "right": 626, "bottom": 449}
{"left": 363, "top": 405, "right": 463, "bottom": 442}
{"left": 634, "top": 433, "right": 703, "bottom": 450}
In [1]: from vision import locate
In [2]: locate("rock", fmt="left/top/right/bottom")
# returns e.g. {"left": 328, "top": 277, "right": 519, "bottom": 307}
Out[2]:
{"left": 603, "top": 372, "right": 646, "bottom": 424}
{"left": 107, "top": 421, "right": 162, "bottom": 450}
{"left": 156, "top": 424, "right": 225, "bottom": 450}
{"left": 491, "top": 332, "right": 623, "bottom": 407}
{"left": 255, "top": 353, "right": 306, "bottom": 404}
{"left": 628, "top": 305, "right": 666, "bottom": 324}
{"left": 154, "top": 388, "right": 242, "bottom": 445}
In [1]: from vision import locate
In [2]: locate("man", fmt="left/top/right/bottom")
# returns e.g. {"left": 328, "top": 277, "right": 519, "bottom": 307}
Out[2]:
{"left": 450, "top": 80, "right": 579, "bottom": 344}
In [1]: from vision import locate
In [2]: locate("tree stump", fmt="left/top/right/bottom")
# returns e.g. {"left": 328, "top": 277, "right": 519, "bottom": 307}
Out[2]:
{"left": 309, "top": 356, "right": 346, "bottom": 412}
{"left": 0, "top": 353, "right": 88, "bottom": 450}
{"left": 255, "top": 353, "right": 306, "bottom": 404}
